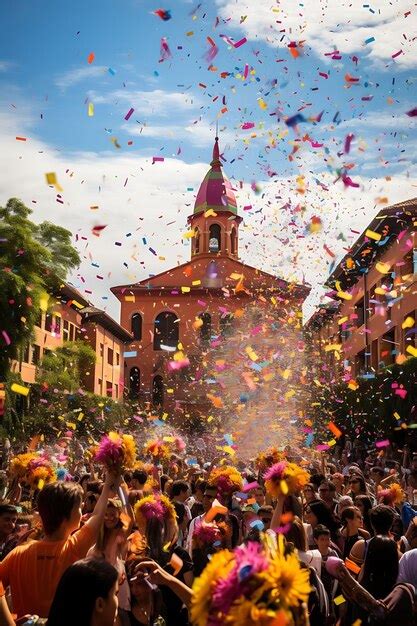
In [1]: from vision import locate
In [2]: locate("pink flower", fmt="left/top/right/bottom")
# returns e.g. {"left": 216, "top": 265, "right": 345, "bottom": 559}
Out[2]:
{"left": 264, "top": 461, "right": 287, "bottom": 483}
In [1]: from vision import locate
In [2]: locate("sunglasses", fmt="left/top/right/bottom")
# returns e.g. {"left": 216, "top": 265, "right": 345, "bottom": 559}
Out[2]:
{"left": 349, "top": 480, "right": 360, "bottom": 484}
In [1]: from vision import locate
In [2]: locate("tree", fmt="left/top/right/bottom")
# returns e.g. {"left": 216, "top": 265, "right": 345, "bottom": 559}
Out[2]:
{"left": 36, "top": 341, "right": 96, "bottom": 393}
{"left": 0, "top": 198, "right": 80, "bottom": 381}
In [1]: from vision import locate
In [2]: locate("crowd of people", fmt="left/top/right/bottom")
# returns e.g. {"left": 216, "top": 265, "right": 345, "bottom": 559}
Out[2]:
{"left": 0, "top": 434, "right": 416, "bottom": 625}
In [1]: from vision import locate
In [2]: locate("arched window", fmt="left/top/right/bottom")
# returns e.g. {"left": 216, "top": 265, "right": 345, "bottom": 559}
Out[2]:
{"left": 129, "top": 367, "right": 140, "bottom": 399}
{"left": 154, "top": 312, "right": 179, "bottom": 350}
{"left": 220, "top": 313, "right": 234, "bottom": 338}
{"left": 209, "top": 224, "right": 221, "bottom": 252}
{"left": 194, "top": 228, "right": 200, "bottom": 254}
{"left": 152, "top": 375, "right": 164, "bottom": 406}
{"left": 198, "top": 312, "right": 211, "bottom": 343}
{"left": 131, "top": 313, "right": 142, "bottom": 340}
{"left": 231, "top": 227, "right": 237, "bottom": 255}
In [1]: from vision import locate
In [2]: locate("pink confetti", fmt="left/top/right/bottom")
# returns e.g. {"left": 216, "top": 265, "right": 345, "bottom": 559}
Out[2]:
{"left": 152, "top": 156, "right": 165, "bottom": 164}
{"left": 234, "top": 37, "right": 247, "bottom": 48}
{"left": 242, "top": 122, "right": 255, "bottom": 130}
{"left": 242, "top": 481, "right": 259, "bottom": 492}
{"left": 375, "top": 439, "right": 390, "bottom": 448}
{"left": 1, "top": 330, "right": 11, "bottom": 346}
{"left": 243, "top": 63, "right": 249, "bottom": 79}
{"left": 344, "top": 133, "right": 354, "bottom": 154}
{"left": 124, "top": 107, "right": 134, "bottom": 121}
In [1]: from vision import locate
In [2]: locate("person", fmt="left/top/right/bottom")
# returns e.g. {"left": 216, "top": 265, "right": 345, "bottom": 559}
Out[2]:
{"left": 46, "top": 557, "right": 119, "bottom": 626}
{"left": 0, "top": 472, "right": 117, "bottom": 618}
{"left": 340, "top": 506, "right": 369, "bottom": 559}
{"left": 187, "top": 478, "right": 206, "bottom": 519}
{"left": 304, "top": 500, "right": 341, "bottom": 551}
{"left": 354, "top": 495, "right": 374, "bottom": 535}
{"left": 313, "top": 525, "right": 338, "bottom": 622}
{"left": 170, "top": 481, "right": 191, "bottom": 546}
{"left": 331, "top": 473, "right": 345, "bottom": 497}
{"left": 349, "top": 505, "right": 395, "bottom": 566}
{"left": 335, "top": 495, "right": 354, "bottom": 520}
{"left": 130, "top": 470, "right": 148, "bottom": 492}
{"left": 398, "top": 548, "right": 417, "bottom": 587}
{"left": 303, "top": 483, "right": 318, "bottom": 504}
{"left": 347, "top": 475, "right": 369, "bottom": 499}
{"left": 0, "top": 504, "right": 18, "bottom": 559}
{"left": 117, "top": 560, "right": 164, "bottom": 626}
{"left": 0, "top": 581, "right": 15, "bottom": 626}
{"left": 185, "top": 484, "right": 217, "bottom": 554}
{"left": 318, "top": 481, "right": 338, "bottom": 512}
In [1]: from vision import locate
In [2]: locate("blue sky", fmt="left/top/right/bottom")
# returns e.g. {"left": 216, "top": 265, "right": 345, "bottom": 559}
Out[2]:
{"left": 1, "top": 0, "right": 416, "bottom": 317}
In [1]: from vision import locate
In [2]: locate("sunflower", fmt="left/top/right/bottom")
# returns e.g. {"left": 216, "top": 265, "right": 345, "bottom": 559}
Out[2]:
{"left": 261, "top": 551, "right": 310, "bottom": 608}
{"left": 191, "top": 550, "right": 235, "bottom": 626}
{"left": 121, "top": 434, "right": 137, "bottom": 468}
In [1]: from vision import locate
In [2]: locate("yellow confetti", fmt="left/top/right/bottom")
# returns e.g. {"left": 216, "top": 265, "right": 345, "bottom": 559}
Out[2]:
{"left": 402, "top": 316, "right": 414, "bottom": 329}
{"left": 348, "top": 379, "right": 359, "bottom": 391}
{"left": 10, "top": 383, "right": 30, "bottom": 397}
{"left": 406, "top": 345, "right": 417, "bottom": 358}
{"left": 204, "top": 208, "right": 217, "bottom": 218}
{"left": 45, "top": 172, "right": 63, "bottom": 192}
{"left": 181, "top": 286, "right": 190, "bottom": 293}
{"left": 394, "top": 412, "right": 401, "bottom": 420}
{"left": 338, "top": 316, "right": 348, "bottom": 325}
{"left": 88, "top": 102, "right": 94, "bottom": 117}
{"left": 38, "top": 479, "right": 45, "bottom": 490}
{"left": 280, "top": 480, "right": 289, "bottom": 495}
{"left": 365, "top": 229, "right": 381, "bottom": 241}
{"left": 334, "top": 595, "right": 346, "bottom": 606}
{"left": 257, "top": 98, "right": 267, "bottom": 109}
{"left": 183, "top": 231, "right": 194, "bottom": 239}
{"left": 192, "top": 279, "right": 201, "bottom": 286}
{"left": 124, "top": 295, "right": 135, "bottom": 302}
{"left": 336, "top": 291, "right": 352, "bottom": 301}
{"left": 376, "top": 261, "right": 390, "bottom": 274}
{"left": 325, "top": 343, "right": 342, "bottom": 352}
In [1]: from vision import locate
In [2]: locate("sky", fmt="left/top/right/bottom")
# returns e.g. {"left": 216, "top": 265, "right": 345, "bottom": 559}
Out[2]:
{"left": 0, "top": 0, "right": 416, "bottom": 322}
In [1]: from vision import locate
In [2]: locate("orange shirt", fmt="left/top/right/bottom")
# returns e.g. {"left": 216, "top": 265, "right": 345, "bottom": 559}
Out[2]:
{"left": 0, "top": 522, "right": 95, "bottom": 618}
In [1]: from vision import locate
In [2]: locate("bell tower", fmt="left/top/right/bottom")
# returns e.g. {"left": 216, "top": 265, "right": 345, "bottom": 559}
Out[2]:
{"left": 188, "top": 136, "right": 242, "bottom": 259}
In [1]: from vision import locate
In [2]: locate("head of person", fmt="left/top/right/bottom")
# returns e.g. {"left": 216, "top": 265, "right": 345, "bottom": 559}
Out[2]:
{"left": 202, "top": 485, "right": 218, "bottom": 513}
{"left": 257, "top": 505, "right": 273, "bottom": 531}
{"left": 335, "top": 495, "right": 354, "bottom": 519}
{"left": 370, "top": 466, "right": 384, "bottom": 485}
{"left": 361, "top": 536, "right": 399, "bottom": 599}
{"left": 285, "top": 516, "right": 307, "bottom": 552}
{"left": 341, "top": 506, "right": 363, "bottom": 534}
{"left": 369, "top": 504, "right": 395, "bottom": 535}
{"left": 103, "top": 500, "right": 122, "bottom": 531}
{"left": 313, "top": 524, "right": 331, "bottom": 555}
{"left": 251, "top": 486, "right": 266, "bottom": 506}
{"left": 84, "top": 492, "right": 99, "bottom": 515}
{"left": 171, "top": 480, "right": 190, "bottom": 503}
{"left": 79, "top": 474, "right": 91, "bottom": 494}
{"left": 131, "top": 469, "right": 147, "bottom": 490}
{"left": 318, "top": 481, "right": 336, "bottom": 504}
{"left": 0, "top": 504, "right": 18, "bottom": 539}
{"left": 304, "top": 500, "right": 339, "bottom": 537}
{"left": 173, "top": 501, "right": 188, "bottom": 534}
{"left": 354, "top": 495, "right": 373, "bottom": 529}
{"left": 348, "top": 474, "right": 367, "bottom": 495}
{"left": 193, "top": 478, "right": 207, "bottom": 502}
{"left": 47, "top": 558, "right": 118, "bottom": 626}
{"left": 303, "top": 483, "right": 317, "bottom": 503}
{"left": 127, "top": 559, "right": 161, "bottom": 619}
{"left": 37, "top": 482, "right": 83, "bottom": 538}
{"left": 134, "top": 494, "right": 178, "bottom": 565}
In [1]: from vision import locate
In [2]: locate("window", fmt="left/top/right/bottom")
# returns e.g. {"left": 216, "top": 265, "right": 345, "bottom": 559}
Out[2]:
{"left": 45, "top": 312, "right": 53, "bottom": 333}
{"left": 106, "top": 382, "right": 113, "bottom": 397}
{"left": 152, "top": 375, "right": 164, "bottom": 407}
{"left": 355, "top": 350, "right": 366, "bottom": 376}
{"left": 220, "top": 313, "right": 234, "bottom": 338}
{"left": 355, "top": 298, "right": 365, "bottom": 328}
{"left": 98, "top": 379, "right": 102, "bottom": 394}
{"left": 116, "top": 352, "right": 120, "bottom": 366}
{"left": 371, "top": 339, "right": 379, "bottom": 371}
{"left": 209, "top": 224, "right": 221, "bottom": 252}
{"left": 230, "top": 227, "right": 237, "bottom": 255}
{"left": 70, "top": 324, "right": 77, "bottom": 342}
{"left": 198, "top": 312, "right": 211, "bottom": 343}
{"left": 115, "top": 384, "right": 118, "bottom": 398}
{"left": 23, "top": 344, "right": 30, "bottom": 363}
{"left": 194, "top": 228, "right": 200, "bottom": 254}
{"left": 154, "top": 312, "right": 179, "bottom": 350}
{"left": 54, "top": 315, "right": 61, "bottom": 335}
{"left": 380, "top": 328, "right": 396, "bottom": 367}
{"left": 129, "top": 367, "right": 140, "bottom": 399}
{"left": 99, "top": 343, "right": 104, "bottom": 358}
{"left": 32, "top": 344, "right": 41, "bottom": 365}
{"left": 131, "top": 313, "right": 142, "bottom": 341}
{"left": 35, "top": 310, "right": 43, "bottom": 328}
{"left": 107, "top": 348, "right": 114, "bottom": 366}
{"left": 63, "top": 320, "right": 70, "bottom": 341}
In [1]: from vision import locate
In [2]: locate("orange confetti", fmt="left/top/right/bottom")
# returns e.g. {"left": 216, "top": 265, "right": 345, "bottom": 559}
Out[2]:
{"left": 328, "top": 421, "right": 342, "bottom": 439}
{"left": 87, "top": 52, "right": 95, "bottom": 64}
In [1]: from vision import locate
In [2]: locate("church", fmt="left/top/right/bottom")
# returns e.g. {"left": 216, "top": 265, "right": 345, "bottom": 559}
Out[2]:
{"left": 111, "top": 137, "right": 310, "bottom": 420}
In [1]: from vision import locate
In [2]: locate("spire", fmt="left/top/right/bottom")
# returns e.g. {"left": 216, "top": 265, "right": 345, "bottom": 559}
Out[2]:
{"left": 211, "top": 135, "right": 221, "bottom": 168}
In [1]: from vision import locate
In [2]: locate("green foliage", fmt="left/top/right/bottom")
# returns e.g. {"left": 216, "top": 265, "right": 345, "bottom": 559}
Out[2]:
{"left": 308, "top": 357, "right": 417, "bottom": 448}
{"left": 36, "top": 341, "right": 96, "bottom": 393}
{"left": 0, "top": 198, "right": 80, "bottom": 380}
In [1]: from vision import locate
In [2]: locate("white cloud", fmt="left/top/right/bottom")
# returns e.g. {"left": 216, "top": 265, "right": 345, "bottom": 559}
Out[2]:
{"left": 121, "top": 120, "right": 237, "bottom": 147}
{"left": 88, "top": 88, "right": 202, "bottom": 117}
{"left": 55, "top": 66, "right": 109, "bottom": 90}
{"left": 337, "top": 110, "right": 417, "bottom": 130}
{"left": 0, "top": 61, "right": 14, "bottom": 73}
{"left": 216, "top": 0, "right": 417, "bottom": 68}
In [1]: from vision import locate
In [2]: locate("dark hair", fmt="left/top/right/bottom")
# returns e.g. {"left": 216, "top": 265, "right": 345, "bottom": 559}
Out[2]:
{"left": 285, "top": 516, "right": 307, "bottom": 551}
{"left": 369, "top": 505, "right": 395, "bottom": 534}
{"left": 160, "top": 474, "right": 170, "bottom": 493}
{"left": 46, "top": 558, "right": 118, "bottom": 626}
{"left": 308, "top": 500, "right": 340, "bottom": 539}
{"left": 173, "top": 501, "right": 186, "bottom": 525}
{"left": 193, "top": 478, "right": 207, "bottom": 494}
{"left": 310, "top": 473, "right": 326, "bottom": 490}
{"left": 349, "top": 474, "right": 367, "bottom": 494}
{"left": 319, "top": 481, "right": 336, "bottom": 493}
{"left": 340, "top": 506, "right": 360, "bottom": 525}
{"left": 132, "top": 469, "right": 148, "bottom": 485}
{"left": 354, "top": 495, "right": 373, "bottom": 533}
{"left": 361, "top": 536, "right": 399, "bottom": 599}
{"left": 0, "top": 504, "right": 18, "bottom": 516}
{"left": 313, "top": 524, "right": 330, "bottom": 539}
{"left": 171, "top": 480, "right": 189, "bottom": 498}
{"left": 86, "top": 480, "right": 101, "bottom": 495}
{"left": 371, "top": 467, "right": 384, "bottom": 477}
{"left": 37, "top": 483, "right": 83, "bottom": 535}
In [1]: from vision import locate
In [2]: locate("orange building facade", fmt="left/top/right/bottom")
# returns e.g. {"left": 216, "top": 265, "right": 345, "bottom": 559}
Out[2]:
{"left": 111, "top": 138, "right": 310, "bottom": 414}
{"left": 305, "top": 198, "right": 417, "bottom": 382}
{"left": 12, "top": 284, "right": 132, "bottom": 401}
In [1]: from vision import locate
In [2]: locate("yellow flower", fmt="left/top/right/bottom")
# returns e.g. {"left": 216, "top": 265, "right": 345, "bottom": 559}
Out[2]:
{"left": 122, "top": 434, "right": 137, "bottom": 468}
{"left": 261, "top": 551, "right": 310, "bottom": 607}
{"left": 191, "top": 550, "right": 235, "bottom": 626}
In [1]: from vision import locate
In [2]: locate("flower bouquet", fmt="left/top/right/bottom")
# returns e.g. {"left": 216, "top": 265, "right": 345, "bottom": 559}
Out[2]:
{"left": 143, "top": 438, "right": 170, "bottom": 462}
{"left": 264, "top": 462, "right": 310, "bottom": 498}
{"left": 377, "top": 482, "right": 404, "bottom": 506}
{"left": 95, "top": 432, "right": 137, "bottom": 471}
{"left": 208, "top": 465, "right": 243, "bottom": 496}
{"left": 191, "top": 535, "right": 310, "bottom": 626}
{"left": 255, "top": 447, "right": 285, "bottom": 472}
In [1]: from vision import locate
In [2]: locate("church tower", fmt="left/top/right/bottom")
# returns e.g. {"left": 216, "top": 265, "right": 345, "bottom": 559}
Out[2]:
{"left": 188, "top": 136, "right": 242, "bottom": 259}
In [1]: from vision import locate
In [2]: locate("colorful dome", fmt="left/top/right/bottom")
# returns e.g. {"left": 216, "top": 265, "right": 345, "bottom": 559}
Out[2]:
{"left": 193, "top": 137, "right": 238, "bottom": 215}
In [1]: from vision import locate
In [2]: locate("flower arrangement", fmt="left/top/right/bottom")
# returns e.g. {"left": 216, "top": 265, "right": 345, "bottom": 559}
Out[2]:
{"left": 191, "top": 535, "right": 311, "bottom": 626}
{"left": 10, "top": 453, "right": 38, "bottom": 480}
{"left": 255, "top": 447, "right": 285, "bottom": 471}
{"left": 377, "top": 482, "right": 404, "bottom": 506}
{"left": 264, "top": 462, "right": 310, "bottom": 498}
{"left": 143, "top": 438, "right": 170, "bottom": 462}
{"left": 95, "top": 432, "right": 136, "bottom": 471}
{"left": 192, "top": 518, "right": 232, "bottom": 551}
{"left": 208, "top": 466, "right": 243, "bottom": 496}
{"left": 134, "top": 494, "right": 177, "bottom": 527}
{"left": 26, "top": 457, "right": 56, "bottom": 489}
